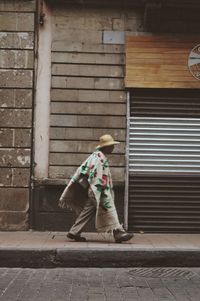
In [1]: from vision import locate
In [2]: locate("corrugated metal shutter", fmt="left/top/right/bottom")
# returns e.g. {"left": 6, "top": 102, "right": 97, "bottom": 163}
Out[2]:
{"left": 129, "top": 117, "right": 200, "bottom": 175}
{"left": 128, "top": 176, "right": 200, "bottom": 232}
{"left": 128, "top": 89, "right": 200, "bottom": 232}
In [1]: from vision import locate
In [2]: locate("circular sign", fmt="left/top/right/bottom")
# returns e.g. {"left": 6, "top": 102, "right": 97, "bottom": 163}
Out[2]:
{"left": 188, "top": 44, "right": 200, "bottom": 80}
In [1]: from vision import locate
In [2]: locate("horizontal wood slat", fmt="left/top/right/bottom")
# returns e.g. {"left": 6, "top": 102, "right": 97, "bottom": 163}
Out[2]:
{"left": 52, "top": 29, "right": 102, "bottom": 44}
{"left": 51, "top": 89, "right": 126, "bottom": 103}
{"left": 126, "top": 58, "right": 188, "bottom": 65}
{"left": 125, "top": 81, "right": 200, "bottom": 88}
{"left": 126, "top": 35, "right": 200, "bottom": 42}
{"left": 52, "top": 52, "right": 124, "bottom": 65}
{"left": 126, "top": 47, "right": 195, "bottom": 53}
{"left": 50, "top": 140, "right": 125, "bottom": 154}
{"left": 50, "top": 128, "right": 126, "bottom": 141}
{"left": 52, "top": 76, "right": 124, "bottom": 90}
{"left": 49, "top": 166, "right": 124, "bottom": 181}
{"left": 52, "top": 64, "right": 124, "bottom": 77}
{"left": 49, "top": 153, "right": 125, "bottom": 167}
{"left": 51, "top": 102, "right": 126, "bottom": 115}
{"left": 50, "top": 115, "right": 126, "bottom": 128}
{"left": 52, "top": 42, "right": 124, "bottom": 53}
{"left": 126, "top": 41, "right": 200, "bottom": 49}
{"left": 127, "top": 53, "right": 190, "bottom": 60}
{"left": 125, "top": 35, "right": 200, "bottom": 88}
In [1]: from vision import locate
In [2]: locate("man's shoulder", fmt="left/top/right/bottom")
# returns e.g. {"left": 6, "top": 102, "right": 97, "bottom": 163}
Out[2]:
{"left": 93, "top": 150, "right": 104, "bottom": 159}
{"left": 92, "top": 150, "right": 108, "bottom": 165}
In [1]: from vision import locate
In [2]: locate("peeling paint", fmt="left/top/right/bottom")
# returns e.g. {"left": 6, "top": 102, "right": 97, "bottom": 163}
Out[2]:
{"left": 2, "top": 156, "right": 7, "bottom": 164}
{"left": 17, "top": 156, "right": 30, "bottom": 166}
{"left": 18, "top": 32, "right": 29, "bottom": 38}
{"left": 0, "top": 33, "right": 7, "bottom": 38}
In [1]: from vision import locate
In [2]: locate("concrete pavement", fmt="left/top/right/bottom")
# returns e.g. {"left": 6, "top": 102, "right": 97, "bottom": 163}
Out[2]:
{"left": 1, "top": 267, "right": 200, "bottom": 301}
{"left": 0, "top": 231, "right": 200, "bottom": 268}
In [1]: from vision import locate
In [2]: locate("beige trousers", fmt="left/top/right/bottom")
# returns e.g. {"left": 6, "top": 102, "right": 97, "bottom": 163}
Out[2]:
{"left": 69, "top": 189, "right": 96, "bottom": 235}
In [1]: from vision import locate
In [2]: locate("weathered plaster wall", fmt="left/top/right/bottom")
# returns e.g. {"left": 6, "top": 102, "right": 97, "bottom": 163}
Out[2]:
{"left": 48, "top": 3, "right": 144, "bottom": 184}
{"left": 0, "top": 0, "right": 36, "bottom": 230}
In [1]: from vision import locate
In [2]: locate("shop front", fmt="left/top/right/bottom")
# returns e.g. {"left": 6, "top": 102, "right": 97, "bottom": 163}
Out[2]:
{"left": 125, "top": 35, "right": 200, "bottom": 232}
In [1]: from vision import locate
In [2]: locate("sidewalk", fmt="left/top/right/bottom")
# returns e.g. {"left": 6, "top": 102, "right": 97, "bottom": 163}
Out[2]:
{"left": 0, "top": 231, "right": 200, "bottom": 268}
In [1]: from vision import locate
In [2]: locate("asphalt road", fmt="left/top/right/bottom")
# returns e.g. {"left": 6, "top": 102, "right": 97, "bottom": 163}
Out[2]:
{"left": 0, "top": 267, "right": 200, "bottom": 301}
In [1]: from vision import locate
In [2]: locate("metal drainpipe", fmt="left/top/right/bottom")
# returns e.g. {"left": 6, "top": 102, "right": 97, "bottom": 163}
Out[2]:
{"left": 29, "top": 0, "right": 40, "bottom": 229}
{"left": 124, "top": 90, "right": 130, "bottom": 230}
{"left": 29, "top": 0, "right": 52, "bottom": 228}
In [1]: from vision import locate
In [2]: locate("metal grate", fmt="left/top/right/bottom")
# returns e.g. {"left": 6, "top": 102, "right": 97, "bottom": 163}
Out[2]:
{"left": 128, "top": 268, "right": 195, "bottom": 279}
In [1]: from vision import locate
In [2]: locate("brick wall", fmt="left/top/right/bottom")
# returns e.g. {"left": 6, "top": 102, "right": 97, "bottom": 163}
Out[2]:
{"left": 0, "top": 0, "right": 36, "bottom": 230}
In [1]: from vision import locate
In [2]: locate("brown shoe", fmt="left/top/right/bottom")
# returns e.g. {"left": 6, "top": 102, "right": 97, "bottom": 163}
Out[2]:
{"left": 67, "top": 232, "right": 86, "bottom": 242}
{"left": 113, "top": 229, "right": 134, "bottom": 243}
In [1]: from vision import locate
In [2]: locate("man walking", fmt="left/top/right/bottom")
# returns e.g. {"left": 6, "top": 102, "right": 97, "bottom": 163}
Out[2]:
{"left": 59, "top": 134, "right": 134, "bottom": 243}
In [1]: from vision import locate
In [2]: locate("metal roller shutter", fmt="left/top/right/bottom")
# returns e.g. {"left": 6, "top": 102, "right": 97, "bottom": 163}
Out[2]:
{"left": 127, "top": 89, "right": 200, "bottom": 233}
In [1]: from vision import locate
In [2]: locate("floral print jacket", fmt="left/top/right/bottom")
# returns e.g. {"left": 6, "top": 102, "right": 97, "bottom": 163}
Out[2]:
{"left": 59, "top": 150, "right": 120, "bottom": 232}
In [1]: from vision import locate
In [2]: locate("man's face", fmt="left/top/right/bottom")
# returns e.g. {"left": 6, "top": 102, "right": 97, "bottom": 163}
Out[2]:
{"left": 101, "top": 145, "right": 114, "bottom": 154}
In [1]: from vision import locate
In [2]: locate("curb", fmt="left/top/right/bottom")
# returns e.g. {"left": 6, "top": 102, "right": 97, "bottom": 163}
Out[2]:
{"left": 1, "top": 248, "right": 200, "bottom": 268}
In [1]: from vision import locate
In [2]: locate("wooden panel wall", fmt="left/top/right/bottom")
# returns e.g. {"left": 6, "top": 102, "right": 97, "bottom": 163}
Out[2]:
{"left": 0, "top": 0, "right": 36, "bottom": 230}
{"left": 49, "top": 5, "right": 142, "bottom": 182}
{"left": 125, "top": 35, "right": 200, "bottom": 88}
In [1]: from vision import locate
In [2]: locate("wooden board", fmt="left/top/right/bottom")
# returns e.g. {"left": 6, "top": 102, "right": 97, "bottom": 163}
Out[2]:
{"left": 125, "top": 35, "right": 200, "bottom": 88}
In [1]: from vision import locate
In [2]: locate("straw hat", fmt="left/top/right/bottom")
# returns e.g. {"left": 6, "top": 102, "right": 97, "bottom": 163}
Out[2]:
{"left": 96, "top": 134, "right": 120, "bottom": 149}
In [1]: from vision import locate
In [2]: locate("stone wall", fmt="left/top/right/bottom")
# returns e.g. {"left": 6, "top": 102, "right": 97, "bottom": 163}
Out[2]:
{"left": 48, "top": 3, "right": 144, "bottom": 184}
{"left": 0, "top": 0, "right": 36, "bottom": 230}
